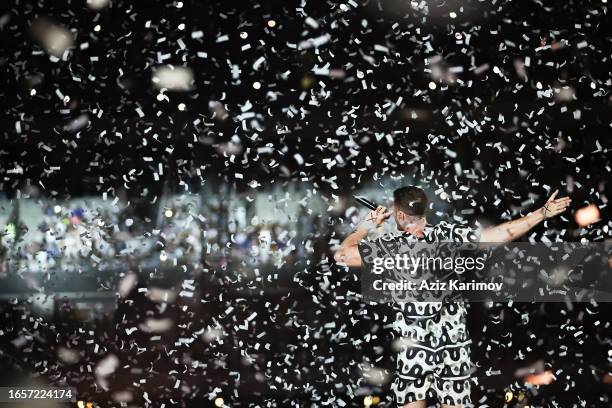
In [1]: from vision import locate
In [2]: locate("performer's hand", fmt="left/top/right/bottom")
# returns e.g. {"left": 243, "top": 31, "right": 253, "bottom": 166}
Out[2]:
{"left": 359, "top": 205, "right": 391, "bottom": 231}
{"left": 539, "top": 190, "right": 571, "bottom": 219}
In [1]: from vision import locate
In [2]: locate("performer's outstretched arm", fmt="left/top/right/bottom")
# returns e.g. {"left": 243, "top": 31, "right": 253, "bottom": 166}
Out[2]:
{"left": 480, "top": 190, "right": 571, "bottom": 243}
{"left": 334, "top": 206, "right": 390, "bottom": 267}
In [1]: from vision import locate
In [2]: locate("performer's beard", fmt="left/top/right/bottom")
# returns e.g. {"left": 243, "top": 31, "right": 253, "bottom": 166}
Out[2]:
{"left": 395, "top": 218, "right": 411, "bottom": 231}
{"left": 395, "top": 215, "right": 425, "bottom": 236}
{"left": 395, "top": 216, "right": 414, "bottom": 231}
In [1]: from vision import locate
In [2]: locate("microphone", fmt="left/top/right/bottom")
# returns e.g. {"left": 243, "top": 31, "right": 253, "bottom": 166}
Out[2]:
{"left": 353, "top": 195, "right": 379, "bottom": 211}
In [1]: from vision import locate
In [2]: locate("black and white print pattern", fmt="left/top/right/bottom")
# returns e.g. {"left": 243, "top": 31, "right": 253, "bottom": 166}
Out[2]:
{"left": 362, "top": 221, "right": 480, "bottom": 406}
{"left": 392, "top": 301, "right": 472, "bottom": 406}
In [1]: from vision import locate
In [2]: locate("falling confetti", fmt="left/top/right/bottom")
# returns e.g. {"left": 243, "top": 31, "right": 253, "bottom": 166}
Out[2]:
{"left": 0, "top": 0, "right": 610, "bottom": 406}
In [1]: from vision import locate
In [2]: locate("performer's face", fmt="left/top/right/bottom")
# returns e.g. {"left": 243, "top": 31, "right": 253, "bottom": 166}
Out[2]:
{"left": 392, "top": 202, "right": 424, "bottom": 232}
{"left": 391, "top": 203, "right": 406, "bottom": 230}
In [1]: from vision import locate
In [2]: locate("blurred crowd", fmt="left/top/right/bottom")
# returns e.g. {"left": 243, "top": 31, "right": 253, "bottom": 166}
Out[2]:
{"left": 0, "top": 194, "right": 331, "bottom": 278}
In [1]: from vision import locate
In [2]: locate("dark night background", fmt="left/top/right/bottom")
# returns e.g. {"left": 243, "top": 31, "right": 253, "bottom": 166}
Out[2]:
{"left": 0, "top": 0, "right": 611, "bottom": 406}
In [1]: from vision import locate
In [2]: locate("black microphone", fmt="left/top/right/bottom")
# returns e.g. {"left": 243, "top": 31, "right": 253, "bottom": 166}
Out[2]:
{"left": 353, "top": 195, "right": 379, "bottom": 211}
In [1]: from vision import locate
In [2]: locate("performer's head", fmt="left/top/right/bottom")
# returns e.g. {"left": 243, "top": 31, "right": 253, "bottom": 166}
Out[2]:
{"left": 392, "top": 186, "right": 428, "bottom": 233}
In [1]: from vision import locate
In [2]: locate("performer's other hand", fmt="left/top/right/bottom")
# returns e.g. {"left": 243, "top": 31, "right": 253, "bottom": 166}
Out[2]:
{"left": 540, "top": 190, "right": 572, "bottom": 219}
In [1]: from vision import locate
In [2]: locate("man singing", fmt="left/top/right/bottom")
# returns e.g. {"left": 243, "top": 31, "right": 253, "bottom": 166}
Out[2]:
{"left": 334, "top": 186, "right": 571, "bottom": 408}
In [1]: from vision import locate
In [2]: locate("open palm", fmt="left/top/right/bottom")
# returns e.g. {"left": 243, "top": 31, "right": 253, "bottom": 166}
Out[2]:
{"left": 541, "top": 190, "right": 571, "bottom": 219}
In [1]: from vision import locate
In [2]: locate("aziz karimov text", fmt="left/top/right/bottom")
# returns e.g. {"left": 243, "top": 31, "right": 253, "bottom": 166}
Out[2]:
{"left": 372, "top": 279, "right": 504, "bottom": 292}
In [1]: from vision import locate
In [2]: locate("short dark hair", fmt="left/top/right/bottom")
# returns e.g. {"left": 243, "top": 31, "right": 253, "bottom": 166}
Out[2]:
{"left": 393, "top": 186, "right": 428, "bottom": 217}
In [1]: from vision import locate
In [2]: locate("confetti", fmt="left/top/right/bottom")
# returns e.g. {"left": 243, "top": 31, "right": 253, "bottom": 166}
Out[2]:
{"left": 0, "top": 0, "right": 610, "bottom": 406}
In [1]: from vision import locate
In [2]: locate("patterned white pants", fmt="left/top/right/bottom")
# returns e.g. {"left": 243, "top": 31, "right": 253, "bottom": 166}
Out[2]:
{"left": 392, "top": 302, "right": 472, "bottom": 406}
